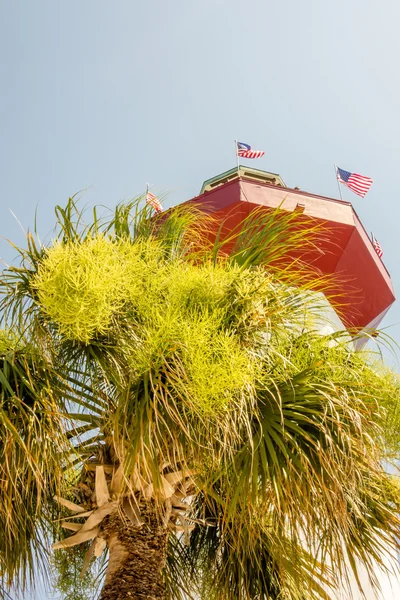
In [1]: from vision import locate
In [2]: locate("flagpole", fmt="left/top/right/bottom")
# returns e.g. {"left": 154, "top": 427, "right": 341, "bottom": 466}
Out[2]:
{"left": 234, "top": 139, "right": 240, "bottom": 178}
{"left": 334, "top": 164, "right": 343, "bottom": 201}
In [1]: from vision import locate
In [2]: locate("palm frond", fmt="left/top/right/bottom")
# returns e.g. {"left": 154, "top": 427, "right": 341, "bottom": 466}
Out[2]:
{"left": 0, "top": 336, "right": 70, "bottom": 589}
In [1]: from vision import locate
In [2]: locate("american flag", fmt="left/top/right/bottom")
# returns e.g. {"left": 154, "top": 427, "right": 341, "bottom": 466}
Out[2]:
{"left": 146, "top": 191, "right": 163, "bottom": 213}
{"left": 336, "top": 166, "right": 373, "bottom": 198}
{"left": 236, "top": 141, "right": 265, "bottom": 159}
{"left": 371, "top": 233, "right": 383, "bottom": 259}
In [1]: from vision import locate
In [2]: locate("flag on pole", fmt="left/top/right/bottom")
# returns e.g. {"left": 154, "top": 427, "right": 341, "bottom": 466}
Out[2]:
{"left": 236, "top": 141, "right": 265, "bottom": 159}
{"left": 336, "top": 166, "right": 373, "bottom": 198}
{"left": 371, "top": 233, "right": 383, "bottom": 259}
{"left": 146, "top": 191, "right": 163, "bottom": 213}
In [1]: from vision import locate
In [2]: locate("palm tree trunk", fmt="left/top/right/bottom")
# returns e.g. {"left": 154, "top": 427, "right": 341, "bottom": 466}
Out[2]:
{"left": 99, "top": 501, "right": 169, "bottom": 600}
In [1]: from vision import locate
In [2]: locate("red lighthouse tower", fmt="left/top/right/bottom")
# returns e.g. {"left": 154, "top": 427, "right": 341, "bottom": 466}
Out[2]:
{"left": 182, "top": 166, "right": 395, "bottom": 344}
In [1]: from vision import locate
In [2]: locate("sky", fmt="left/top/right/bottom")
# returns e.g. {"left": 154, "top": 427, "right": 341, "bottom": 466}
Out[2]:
{"left": 1, "top": 0, "right": 400, "bottom": 597}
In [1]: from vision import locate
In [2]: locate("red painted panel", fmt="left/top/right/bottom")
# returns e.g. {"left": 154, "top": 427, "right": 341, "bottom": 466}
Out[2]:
{"left": 334, "top": 229, "right": 395, "bottom": 329}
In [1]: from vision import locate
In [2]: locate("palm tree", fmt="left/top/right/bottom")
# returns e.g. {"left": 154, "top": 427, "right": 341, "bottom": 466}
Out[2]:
{"left": 1, "top": 197, "right": 400, "bottom": 600}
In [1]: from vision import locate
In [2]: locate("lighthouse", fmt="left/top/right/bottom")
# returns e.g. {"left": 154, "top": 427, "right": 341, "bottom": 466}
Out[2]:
{"left": 182, "top": 165, "right": 395, "bottom": 346}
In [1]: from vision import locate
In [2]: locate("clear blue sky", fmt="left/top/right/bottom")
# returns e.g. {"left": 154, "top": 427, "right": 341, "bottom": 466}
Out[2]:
{"left": 1, "top": 0, "right": 400, "bottom": 595}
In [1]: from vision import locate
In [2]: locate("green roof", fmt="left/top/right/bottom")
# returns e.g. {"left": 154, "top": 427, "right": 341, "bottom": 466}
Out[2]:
{"left": 200, "top": 166, "right": 286, "bottom": 194}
